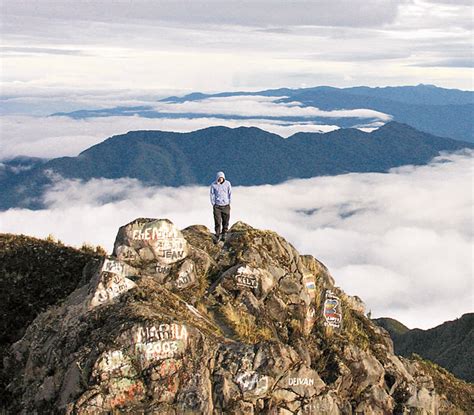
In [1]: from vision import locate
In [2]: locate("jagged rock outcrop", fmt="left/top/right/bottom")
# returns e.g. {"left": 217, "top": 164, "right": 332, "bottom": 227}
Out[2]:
{"left": 3, "top": 219, "right": 473, "bottom": 414}
{"left": 374, "top": 314, "right": 474, "bottom": 383}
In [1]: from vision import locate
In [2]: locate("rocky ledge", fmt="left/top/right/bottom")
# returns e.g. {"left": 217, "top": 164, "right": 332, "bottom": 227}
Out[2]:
{"left": 3, "top": 219, "right": 473, "bottom": 414}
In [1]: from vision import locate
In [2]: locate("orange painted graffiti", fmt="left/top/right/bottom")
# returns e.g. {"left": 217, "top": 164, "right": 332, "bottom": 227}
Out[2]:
{"left": 109, "top": 380, "right": 144, "bottom": 409}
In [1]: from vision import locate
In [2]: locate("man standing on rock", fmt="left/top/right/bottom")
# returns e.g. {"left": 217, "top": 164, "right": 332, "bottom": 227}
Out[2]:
{"left": 210, "top": 171, "right": 232, "bottom": 242}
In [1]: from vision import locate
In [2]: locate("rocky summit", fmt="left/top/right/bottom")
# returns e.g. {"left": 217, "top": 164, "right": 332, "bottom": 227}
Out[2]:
{"left": 3, "top": 219, "right": 473, "bottom": 414}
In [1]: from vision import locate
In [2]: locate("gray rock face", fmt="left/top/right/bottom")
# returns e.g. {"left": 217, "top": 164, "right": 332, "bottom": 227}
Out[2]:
{"left": 87, "top": 257, "right": 137, "bottom": 309}
{"left": 3, "top": 219, "right": 473, "bottom": 414}
{"left": 114, "top": 218, "right": 189, "bottom": 267}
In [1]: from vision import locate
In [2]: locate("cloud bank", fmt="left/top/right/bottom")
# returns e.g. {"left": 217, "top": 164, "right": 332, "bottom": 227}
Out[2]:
{"left": 3, "top": 0, "right": 406, "bottom": 28}
{"left": 1, "top": 150, "right": 472, "bottom": 329}
{"left": 0, "top": 94, "right": 391, "bottom": 160}
{"left": 0, "top": 112, "right": 341, "bottom": 160}
{"left": 153, "top": 95, "right": 392, "bottom": 120}
{"left": 1, "top": 0, "right": 472, "bottom": 93}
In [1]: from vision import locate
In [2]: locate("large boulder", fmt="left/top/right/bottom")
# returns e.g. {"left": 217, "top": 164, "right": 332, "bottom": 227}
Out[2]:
{"left": 87, "top": 257, "right": 137, "bottom": 309}
{"left": 113, "top": 218, "right": 189, "bottom": 267}
{"left": 3, "top": 219, "right": 473, "bottom": 414}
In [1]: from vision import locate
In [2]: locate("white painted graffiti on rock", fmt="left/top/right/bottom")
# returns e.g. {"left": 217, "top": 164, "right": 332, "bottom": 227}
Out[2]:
{"left": 155, "top": 264, "right": 172, "bottom": 275}
{"left": 176, "top": 273, "right": 192, "bottom": 288}
{"left": 323, "top": 290, "right": 342, "bottom": 328}
{"left": 93, "top": 273, "right": 128, "bottom": 302}
{"left": 115, "top": 219, "right": 189, "bottom": 265}
{"left": 115, "top": 245, "right": 139, "bottom": 261}
{"left": 157, "top": 248, "right": 186, "bottom": 262}
{"left": 135, "top": 339, "right": 183, "bottom": 363}
{"left": 103, "top": 258, "right": 125, "bottom": 274}
{"left": 129, "top": 323, "right": 189, "bottom": 367}
{"left": 132, "top": 226, "right": 179, "bottom": 241}
{"left": 130, "top": 220, "right": 188, "bottom": 264}
{"left": 234, "top": 265, "right": 259, "bottom": 289}
{"left": 288, "top": 377, "right": 315, "bottom": 386}
{"left": 95, "top": 349, "right": 135, "bottom": 379}
{"left": 303, "top": 273, "right": 316, "bottom": 297}
{"left": 94, "top": 324, "right": 189, "bottom": 381}
{"left": 304, "top": 306, "right": 317, "bottom": 335}
{"left": 135, "top": 323, "right": 188, "bottom": 343}
{"left": 235, "top": 371, "right": 269, "bottom": 395}
{"left": 175, "top": 260, "right": 195, "bottom": 289}
{"left": 89, "top": 259, "right": 136, "bottom": 308}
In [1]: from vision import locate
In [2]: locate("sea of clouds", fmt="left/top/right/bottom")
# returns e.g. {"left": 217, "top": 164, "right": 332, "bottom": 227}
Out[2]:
{"left": 2, "top": 0, "right": 473, "bottom": 334}
{"left": 0, "top": 94, "right": 389, "bottom": 160}
{"left": 1, "top": 149, "right": 472, "bottom": 330}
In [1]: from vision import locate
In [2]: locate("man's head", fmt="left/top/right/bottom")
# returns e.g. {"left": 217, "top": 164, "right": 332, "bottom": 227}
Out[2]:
{"left": 216, "top": 171, "right": 225, "bottom": 184}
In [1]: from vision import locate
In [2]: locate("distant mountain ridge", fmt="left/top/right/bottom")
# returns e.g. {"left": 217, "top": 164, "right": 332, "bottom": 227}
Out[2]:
{"left": 52, "top": 84, "right": 474, "bottom": 142}
{"left": 162, "top": 84, "right": 474, "bottom": 106}
{"left": 374, "top": 314, "right": 474, "bottom": 383}
{"left": 1, "top": 121, "right": 473, "bottom": 210}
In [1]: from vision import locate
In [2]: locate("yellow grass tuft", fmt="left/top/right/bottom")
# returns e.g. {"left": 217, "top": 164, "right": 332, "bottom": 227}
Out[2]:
{"left": 220, "top": 304, "right": 273, "bottom": 343}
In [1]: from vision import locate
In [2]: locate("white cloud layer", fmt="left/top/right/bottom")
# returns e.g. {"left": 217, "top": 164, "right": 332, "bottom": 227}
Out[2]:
{"left": 1, "top": 150, "right": 472, "bottom": 329}
{"left": 0, "top": 0, "right": 471, "bottom": 92}
{"left": 3, "top": 1, "right": 406, "bottom": 28}
{"left": 0, "top": 112, "right": 340, "bottom": 160}
{"left": 153, "top": 95, "right": 392, "bottom": 120}
{"left": 0, "top": 93, "right": 390, "bottom": 161}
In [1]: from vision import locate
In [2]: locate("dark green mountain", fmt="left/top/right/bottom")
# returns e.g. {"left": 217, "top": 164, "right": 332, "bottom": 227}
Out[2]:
{"left": 374, "top": 314, "right": 474, "bottom": 383}
{"left": 54, "top": 84, "right": 474, "bottom": 142}
{"left": 373, "top": 317, "right": 410, "bottom": 337}
{"left": 1, "top": 121, "right": 473, "bottom": 210}
{"left": 0, "top": 233, "right": 104, "bottom": 402}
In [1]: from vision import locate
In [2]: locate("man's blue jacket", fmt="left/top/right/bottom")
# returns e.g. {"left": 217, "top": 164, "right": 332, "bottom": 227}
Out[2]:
{"left": 210, "top": 171, "right": 232, "bottom": 206}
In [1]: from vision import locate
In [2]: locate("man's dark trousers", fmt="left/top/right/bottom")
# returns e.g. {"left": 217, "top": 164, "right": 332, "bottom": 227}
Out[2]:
{"left": 213, "top": 204, "right": 230, "bottom": 237}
